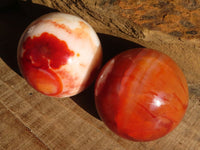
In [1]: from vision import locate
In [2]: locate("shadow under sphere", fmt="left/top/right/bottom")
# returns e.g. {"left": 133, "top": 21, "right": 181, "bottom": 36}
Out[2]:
{"left": 72, "top": 34, "right": 143, "bottom": 119}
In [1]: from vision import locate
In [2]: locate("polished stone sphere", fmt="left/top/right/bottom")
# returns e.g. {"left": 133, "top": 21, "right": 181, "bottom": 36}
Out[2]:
{"left": 95, "top": 48, "right": 188, "bottom": 141}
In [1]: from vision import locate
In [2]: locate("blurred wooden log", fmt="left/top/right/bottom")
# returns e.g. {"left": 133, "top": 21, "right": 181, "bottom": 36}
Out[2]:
{"left": 28, "top": 0, "right": 200, "bottom": 83}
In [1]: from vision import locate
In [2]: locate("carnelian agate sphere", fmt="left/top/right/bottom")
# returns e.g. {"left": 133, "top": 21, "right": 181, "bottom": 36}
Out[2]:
{"left": 95, "top": 48, "right": 188, "bottom": 141}
{"left": 17, "top": 12, "right": 102, "bottom": 97}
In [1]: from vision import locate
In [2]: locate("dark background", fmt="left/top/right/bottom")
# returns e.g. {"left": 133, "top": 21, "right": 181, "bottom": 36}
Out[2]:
{"left": 0, "top": 0, "right": 142, "bottom": 119}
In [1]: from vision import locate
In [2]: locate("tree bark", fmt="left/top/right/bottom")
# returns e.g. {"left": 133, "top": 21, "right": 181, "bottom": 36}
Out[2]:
{"left": 21, "top": 0, "right": 200, "bottom": 83}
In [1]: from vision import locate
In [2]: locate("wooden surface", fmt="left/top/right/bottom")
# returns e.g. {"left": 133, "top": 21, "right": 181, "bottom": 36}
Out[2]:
{"left": 0, "top": 1, "right": 200, "bottom": 150}
{"left": 1, "top": 55, "right": 200, "bottom": 150}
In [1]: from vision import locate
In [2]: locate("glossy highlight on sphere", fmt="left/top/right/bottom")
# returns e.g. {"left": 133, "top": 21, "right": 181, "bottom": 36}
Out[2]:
{"left": 95, "top": 48, "right": 188, "bottom": 141}
{"left": 18, "top": 12, "right": 102, "bottom": 97}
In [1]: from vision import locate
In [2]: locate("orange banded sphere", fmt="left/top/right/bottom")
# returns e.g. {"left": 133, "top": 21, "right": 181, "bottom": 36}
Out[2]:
{"left": 95, "top": 48, "right": 188, "bottom": 141}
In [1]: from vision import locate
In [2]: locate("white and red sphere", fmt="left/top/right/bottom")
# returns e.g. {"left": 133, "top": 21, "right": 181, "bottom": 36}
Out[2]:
{"left": 17, "top": 12, "right": 102, "bottom": 97}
